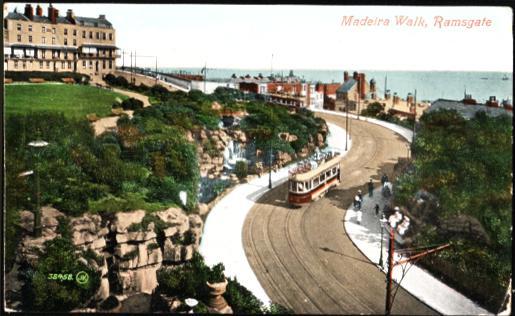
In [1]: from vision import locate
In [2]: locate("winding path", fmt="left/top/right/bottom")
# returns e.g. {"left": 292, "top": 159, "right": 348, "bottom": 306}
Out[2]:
{"left": 242, "top": 113, "right": 436, "bottom": 314}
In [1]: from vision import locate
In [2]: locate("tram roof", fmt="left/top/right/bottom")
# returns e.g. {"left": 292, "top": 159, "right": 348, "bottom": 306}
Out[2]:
{"left": 290, "top": 154, "right": 342, "bottom": 182}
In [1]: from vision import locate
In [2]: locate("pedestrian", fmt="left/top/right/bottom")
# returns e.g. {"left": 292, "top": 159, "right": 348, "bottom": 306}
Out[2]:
{"left": 374, "top": 203, "right": 380, "bottom": 216}
{"left": 354, "top": 195, "right": 361, "bottom": 209}
{"left": 357, "top": 190, "right": 363, "bottom": 205}
{"left": 381, "top": 174, "right": 388, "bottom": 186}
{"left": 356, "top": 210, "right": 362, "bottom": 225}
{"left": 368, "top": 178, "right": 374, "bottom": 197}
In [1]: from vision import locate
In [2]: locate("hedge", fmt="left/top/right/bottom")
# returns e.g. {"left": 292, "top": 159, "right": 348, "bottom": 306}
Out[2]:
{"left": 5, "top": 71, "right": 90, "bottom": 84}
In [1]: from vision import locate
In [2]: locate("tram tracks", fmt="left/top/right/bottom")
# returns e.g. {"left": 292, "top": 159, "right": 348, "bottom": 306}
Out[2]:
{"left": 242, "top": 115, "right": 432, "bottom": 314}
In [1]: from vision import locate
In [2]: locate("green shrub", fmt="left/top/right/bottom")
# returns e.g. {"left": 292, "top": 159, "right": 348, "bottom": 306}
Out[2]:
{"left": 121, "top": 97, "right": 144, "bottom": 110}
{"left": 21, "top": 237, "right": 101, "bottom": 311}
{"left": 224, "top": 277, "right": 264, "bottom": 314}
{"left": 5, "top": 71, "right": 90, "bottom": 84}
{"left": 234, "top": 161, "right": 248, "bottom": 180}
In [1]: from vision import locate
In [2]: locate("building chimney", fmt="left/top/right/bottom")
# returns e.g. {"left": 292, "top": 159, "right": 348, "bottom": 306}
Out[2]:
{"left": 36, "top": 5, "right": 43, "bottom": 16}
{"left": 369, "top": 79, "right": 376, "bottom": 93}
{"left": 385, "top": 89, "right": 391, "bottom": 100}
{"left": 24, "top": 4, "right": 34, "bottom": 20}
{"left": 407, "top": 92, "right": 414, "bottom": 105}
{"left": 48, "top": 4, "right": 58, "bottom": 24}
{"left": 393, "top": 92, "right": 400, "bottom": 105}
{"left": 66, "top": 9, "right": 76, "bottom": 23}
{"left": 352, "top": 71, "right": 359, "bottom": 80}
{"left": 486, "top": 96, "right": 499, "bottom": 108}
{"left": 462, "top": 93, "right": 477, "bottom": 105}
{"left": 359, "top": 73, "right": 366, "bottom": 99}
{"left": 343, "top": 71, "right": 349, "bottom": 82}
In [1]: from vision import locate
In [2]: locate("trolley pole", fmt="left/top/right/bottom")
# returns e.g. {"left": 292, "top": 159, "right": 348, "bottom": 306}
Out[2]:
{"left": 345, "top": 103, "right": 349, "bottom": 151}
{"left": 385, "top": 227, "right": 395, "bottom": 315}
{"left": 269, "top": 107, "right": 273, "bottom": 189}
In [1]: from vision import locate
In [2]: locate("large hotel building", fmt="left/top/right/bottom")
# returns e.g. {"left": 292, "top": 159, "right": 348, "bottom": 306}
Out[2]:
{"left": 3, "top": 3, "right": 119, "bottom": 79}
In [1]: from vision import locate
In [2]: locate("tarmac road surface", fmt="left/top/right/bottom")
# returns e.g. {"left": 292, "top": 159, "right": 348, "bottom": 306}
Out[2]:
{"left": 242, "top": 113, "right": 436, "bottom": 315}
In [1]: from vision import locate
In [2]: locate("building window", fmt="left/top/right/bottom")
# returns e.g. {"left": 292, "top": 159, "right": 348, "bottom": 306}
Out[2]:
{"left": 102, "top": 32, "right": 106, "bottom": 40}
{"left": 14, "top": 61, "right": 18, "bottom": 68}
{"left": 17, "top": 34, "right": 21, "bottom": 42}
{"left": 42, "top": 36, "right": 46, "bottom": 44}
{"left": 29, "top": 35, "right": 32, "bottom": 42}
{"left": 28, "top": 25, "right": 32, "bottom": 32}
{"left": 109, "top": 33, "right": 112, "bottom": 40}
{"left": 23, "top": 61, "right": 27, "bottom": 69}
{"left": 39, "top": 61, "right": 43, "bottom": 68}
{"left": 42, "top": 26, "right": 46, "bottom": 33}
{"left": 68, "top": 61, "right": 72, "bottom": 69}
{"left": 52, "top": 28, "right": 56, "bottom": 34}
{"left": 109, "top": 60, "right": 112, "bottom": 69}
{"left": 64, "top": 52, "right": 68, "bottom": 59}
{"left": 61, "top": 61, "right": 65, "bottom": 68}
{"left": 96, "top": 32, "right": 99, "bottom": 39}
{"left": 73, "top": 39, "right": 77, "bottom": 46}
{"left": 82, "top": 60, "right": 86, "bottom": 67}
{"left": 52, "top": 37, "right": 56, "bottom": 44}
{"left": 89, "top": 31, "right": 92, "bottom": 39}
{"left": 47, "top": 61, "right": 50, "bottom": 68}
{"left": 17, "top": 23, "right": 21, "bottom": 31}
{"left": 64, "top": 28, "right": 68, "bottom": 35}
{"left": 103, "top": 60, "right": 106, "bottom": 69}
{"left": 64, "top": 38, "right": 68, "bottom": 45}
{"left": 82, "top": 30, "right": 86, "bottom": 38}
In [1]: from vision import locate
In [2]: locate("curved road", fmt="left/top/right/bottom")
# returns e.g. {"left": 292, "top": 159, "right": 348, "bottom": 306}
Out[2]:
{"left": 243, "top": 113, "right": 436, "bottom": 315}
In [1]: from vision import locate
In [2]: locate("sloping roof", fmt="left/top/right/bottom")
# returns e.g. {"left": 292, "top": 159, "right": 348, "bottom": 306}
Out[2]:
{"left": 337, "top": 79, "right": 357, "bottom": 93}
{"left": 75, "top": 16, "right": 112, "bottom": 28}
{"left": 427, "top": 99, "right": 512, "bottom": 119}
{"left": 5, "top": 12, "right": 29, "bottom": 21}
{"left": 5, "top": 12, "right": 112, "bottom": 28}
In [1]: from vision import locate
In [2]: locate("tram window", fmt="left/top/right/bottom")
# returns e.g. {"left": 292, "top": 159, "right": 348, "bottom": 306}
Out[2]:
{"left": 320, "top": 174, "right": 326, "bottom": 181}
{"left": 297, "top": 182, "right": 304, "bottom": 192}
{"left": 314, "top": 178, "right": 319, "bottom": 187}
{"left": 291, "top": 181, "right": 297, "bottom": 192}
{"left": 332, "top": 167, "right": 337, "bottom": 174}
{"left": 305, "top": 181, "right": 311, "bottom": 190}
{"left": 326, "top": 170, "right": 331, "bottom": 178}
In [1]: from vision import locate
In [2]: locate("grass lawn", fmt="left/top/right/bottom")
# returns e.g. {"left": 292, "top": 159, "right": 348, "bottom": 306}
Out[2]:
{"left": 5, "top": 83, "right": 128, "bottom": 118}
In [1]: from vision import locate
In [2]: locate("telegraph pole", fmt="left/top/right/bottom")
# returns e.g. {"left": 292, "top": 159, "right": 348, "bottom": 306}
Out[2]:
{"left": 345, "top": 101, "right": 349, "bottom": 151}
{"left": 385, "top": 227, "right": 394, "bottom": 315}
{"left": 383, "top": 223, "right": 450, "bottom": 315}
{"left": 412, "top": 89, "right": 417, "bottom": 144}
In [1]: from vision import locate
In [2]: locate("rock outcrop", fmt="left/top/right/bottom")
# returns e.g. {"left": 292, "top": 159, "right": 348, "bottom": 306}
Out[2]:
{"left": 17, "top": 206, "right": 65, "bottom": 265}
{"left": 111, "top": 210, "right": 162, "bottom": 295}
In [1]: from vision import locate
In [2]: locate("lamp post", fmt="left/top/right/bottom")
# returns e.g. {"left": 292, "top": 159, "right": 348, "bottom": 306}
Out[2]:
{"left": 345, "top": 102, "right": 349, "bottom": 151}
{"left": 185, "top": 298, "right": 198, "bottom": 314}
{"left": 379, "top": 215, "right": 387, "bottom": 267}
{"left": 268, "top": 106, "right": 273, "bottom": 189}
{"left": 28, "top": 140, "right": 49, "bottom": 238}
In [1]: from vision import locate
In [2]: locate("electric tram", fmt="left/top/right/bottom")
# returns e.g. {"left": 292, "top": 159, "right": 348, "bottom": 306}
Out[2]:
{"left": 287, "top": 151, "right": 342, "bottom": 206}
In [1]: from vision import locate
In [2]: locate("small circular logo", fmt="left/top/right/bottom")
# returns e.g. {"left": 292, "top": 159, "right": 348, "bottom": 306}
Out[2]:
{"left": 75, "top": 271, "right": 89, "bottom": 285}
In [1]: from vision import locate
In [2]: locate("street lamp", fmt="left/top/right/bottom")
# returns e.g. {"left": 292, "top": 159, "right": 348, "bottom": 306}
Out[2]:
{"left": 28, "top": 140, "right": 49, "bottom": 238}
{"left": 379, "top": 215, "right": 388, "bottom": 267}
{"left": 345, "top": 103, "right": 349, "bottom": 151}
{"left": 185, "top": 298, "right": 198, "bottom": 314}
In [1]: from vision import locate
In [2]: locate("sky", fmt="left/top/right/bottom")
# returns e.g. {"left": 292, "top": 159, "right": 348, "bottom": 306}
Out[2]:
{"left": 6, "top": 3, "right": 514, "bottom": 71}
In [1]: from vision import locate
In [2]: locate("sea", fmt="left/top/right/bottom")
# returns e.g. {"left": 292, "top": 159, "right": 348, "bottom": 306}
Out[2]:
{"left": 159, "top": 67, "right": 513, "bottom": 104}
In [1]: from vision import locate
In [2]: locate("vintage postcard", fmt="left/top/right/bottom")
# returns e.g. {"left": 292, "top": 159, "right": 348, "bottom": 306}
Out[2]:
{"left": 3, "top": 2, "right": 513, "bottom": 314}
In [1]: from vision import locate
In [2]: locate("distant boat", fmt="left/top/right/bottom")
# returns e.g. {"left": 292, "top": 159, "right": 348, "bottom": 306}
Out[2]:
{"left": 480, "top": 77, "right": 488, "bottom": 80}
{"left": 502, "top": 75, "right": 509, "bottom": 80}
